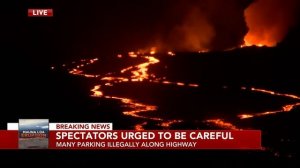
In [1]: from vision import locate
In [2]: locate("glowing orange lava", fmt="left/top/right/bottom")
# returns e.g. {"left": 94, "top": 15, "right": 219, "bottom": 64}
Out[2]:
{"left": 238, "top": 87, "right": 300, "bottom": 119}
{"left": 67, "top": 58, "right": 99, "bottom": 78}
{"left": 162, "top": 81, "right": 172, "bottom": 85}
{"left": 57, "top": 51, "right": 300, "bottom": 131}
{"left": 64, "top": 52, "right": 202, "bottom": 130}
{"left": 91, "top": 85, "right": 103, "bottom": 97}
{"left": 167, "top": 51, "right": 175, "bottom": 56}
{"left": 243, "top": 0, "right": 298, "bottom": 47}
{"left": 188, "top": 84, "right": 199, "bottom": 87}
{"left": 176, "top": 82, "right": 185, "bottom": 86}
{"left": 150, "top": 47, "right": 157, "bottom": 55}
{"left": 238, "top": 114, "right": 254, "bottom": 119}
{"left": 160, "top": 120, "right": 183, "bottom": 128}
{"left": 128, "top": 52, "right": 137, "bottom": 58}
{"left": 205, "top": 119, "right": 238, "bottom": 130}
{"left": 135, "top": 122, "right": 147, "bottom": 131}
{"left": 251, "top": 88, "right": 300, "bottom": 100}
{"left": 241, "top": 39, "right": 270, "bottom": 47}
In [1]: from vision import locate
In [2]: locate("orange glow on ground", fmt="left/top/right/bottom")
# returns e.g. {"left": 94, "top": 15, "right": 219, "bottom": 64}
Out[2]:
{"left": 160, "top": 120, "right": 183, "bottom": 128}
{"left": 205, "top": 119, "right": 238, "bottom": 130}
{"left": 69, "top": 69, "right": 83, "bottom": 75}
{"left": 238, "top": 114, "right": 254, "bottom": 119}
{"left": 120, "top": 56, "right": 160, "bottom": 82}
{"left": 128, "top": 52, "right": 137, "bottom": 58}
{"left": 135, "top": 122, "right": 147, "bottom": 131}
{"left": 58, "top": 52, "right": 300, "bottom": 131}
{"left": 91, "top": 85, "right": 103, "bottom": 97}
{"left": 67, "top": 58, "right": 99, "bottom": 78}
{"left": 176, "top": 82, "right": 185, "bottom": 86}
{"left": 109, "top": 96, "right": 161, "bottom": 121}
{"left": 241, "top": 39, "right": 271, "bottom": 47}
{"left": 243, "top": 0, "right": 297, "bottom": 48}
{"left": 150, "top": 47, "right": 156, "bottom": 55}
{"left": 162, "top": 81, "right": 172, "bottom": 85}
{"left": 238, "top": 87, "right": 300, "bottom": 119}
{"left": 188, "top": 84, "right": 199, "bottom": 87}
{"left": 251, "top": 88, "right": 300, "bottom": 100}
{"left": 167, "top": 51, "right": 175, "bottom": 56}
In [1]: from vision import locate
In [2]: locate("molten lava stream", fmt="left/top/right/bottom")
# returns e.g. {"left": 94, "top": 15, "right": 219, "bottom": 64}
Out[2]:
{"left": 56, "top": 51, "right": 300, "bottom": 131}
{"left": 238, "top": 87, "right": 300, "bottom": 119}
{"left": 85, "top": 53, "right": 189, "bottom": 130}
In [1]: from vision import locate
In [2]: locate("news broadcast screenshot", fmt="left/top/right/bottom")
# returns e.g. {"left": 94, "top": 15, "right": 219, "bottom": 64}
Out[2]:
{"left": 1, "top": 0, "right": 299, "bottom": 166}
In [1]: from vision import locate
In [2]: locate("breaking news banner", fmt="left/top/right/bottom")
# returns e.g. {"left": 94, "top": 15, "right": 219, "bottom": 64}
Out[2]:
{"left": 0, "top": 119, "right": 261, "bottom": 150}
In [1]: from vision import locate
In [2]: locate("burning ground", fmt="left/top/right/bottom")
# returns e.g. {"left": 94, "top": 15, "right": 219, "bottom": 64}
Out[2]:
{"left": 50, "top": 45, "right": 300, "bottom": 159}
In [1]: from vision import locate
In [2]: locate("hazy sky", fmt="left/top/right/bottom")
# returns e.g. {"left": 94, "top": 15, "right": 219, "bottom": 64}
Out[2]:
{"left": 19, "top": 119, "right": 49, "bottom": 127}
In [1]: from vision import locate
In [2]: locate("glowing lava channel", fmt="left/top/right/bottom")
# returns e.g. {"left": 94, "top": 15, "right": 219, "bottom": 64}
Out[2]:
{"left": 67, "top": 58, "right": 100, "bottom": 78}
{"left": 238, "top": 87, "right": 300, "bottom": 119}
{"left": 55, "top": 51, "right": 300, "bottom": 131}
{"left": 205, "top": 119, "right": 238, "bottom": 130}
{"left": 60, "top": 52, "right": 199, "bottom": 129}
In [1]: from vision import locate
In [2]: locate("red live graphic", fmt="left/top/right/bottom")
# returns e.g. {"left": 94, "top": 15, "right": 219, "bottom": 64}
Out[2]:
{"left": 28, "top": 9, "right": 53, "bottom": 17}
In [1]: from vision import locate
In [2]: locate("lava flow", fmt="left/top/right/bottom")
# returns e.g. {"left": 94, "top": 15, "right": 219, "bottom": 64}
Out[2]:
{"left": 54, "top": 51, "right": 200, "bottom": 130}
{"left": 68, "top": 58, "right": 99, "bottom": 78}
{"left": 238, "top": 87, "right": 300, "bottom": 119}
{"left": 205, "top": 119, "right": 238, "bottom": 130}
{"left": 53, "top": 51, "right": 300, "bottom": 131}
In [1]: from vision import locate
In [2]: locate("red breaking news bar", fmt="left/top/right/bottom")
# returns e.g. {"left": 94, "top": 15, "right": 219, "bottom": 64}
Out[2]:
{"left": 50, "top": 130, "right": 261, "bottom": 150}
{"left": 0, "top": 130, "right": 261, "bottom": 150}
{"left": 0, "top": 131, "right": 18, "bottom": 149}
